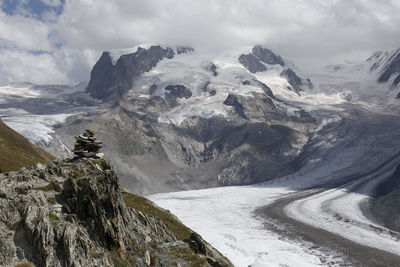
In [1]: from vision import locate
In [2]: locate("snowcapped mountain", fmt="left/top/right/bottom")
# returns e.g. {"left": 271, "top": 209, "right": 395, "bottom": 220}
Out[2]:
{"left": 39, "top": 44, "right": 327, "bottom": 194}
{"left": 312, "top": 47, "right": 400, "bottom": 103}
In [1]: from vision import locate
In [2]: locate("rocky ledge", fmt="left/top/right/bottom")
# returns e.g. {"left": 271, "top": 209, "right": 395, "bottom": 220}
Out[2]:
{"left": 0, "top": 136, "right": 232, "bottom": 266}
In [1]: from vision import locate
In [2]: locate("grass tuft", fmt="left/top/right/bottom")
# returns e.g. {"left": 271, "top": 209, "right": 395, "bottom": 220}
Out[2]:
{"left": 47, "top": 197, "right": 56, "bottom": 204}
{"left": 48, "top": 212, "right": 59, "bottom": 221}
{"left": 170, "top": 246, "right": 207, "bottom": 267}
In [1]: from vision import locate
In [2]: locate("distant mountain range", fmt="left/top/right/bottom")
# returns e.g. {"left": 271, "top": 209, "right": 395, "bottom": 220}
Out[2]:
{"left": 1, "top": 44, "right": 400, "bottom": 195}
{"left": 43, "top": 45, "right": 319, "bottom": 194}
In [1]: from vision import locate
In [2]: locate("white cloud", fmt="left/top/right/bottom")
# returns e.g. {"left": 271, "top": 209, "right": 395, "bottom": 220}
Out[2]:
{"left": 0, "top": 49, "right": 68, "bottom": 85}
{"left": 40, "top": 0, "right": 62, "bottom": 7}
{"left": 0, "top": 9, "right": 54, "bottom": 50}
{"left": 0, "top": 0, "right": 400, "bottom": 84}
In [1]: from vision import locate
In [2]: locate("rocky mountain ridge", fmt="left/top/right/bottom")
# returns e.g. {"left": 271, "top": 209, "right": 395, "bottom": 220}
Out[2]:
{"left": 0, "top": 153, "right": 232, "bottom": 266}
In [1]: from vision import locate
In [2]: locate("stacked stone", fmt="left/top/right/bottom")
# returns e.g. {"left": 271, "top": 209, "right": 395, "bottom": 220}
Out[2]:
{"left": 73, "top": 130, "right": 104, "bottom": 158}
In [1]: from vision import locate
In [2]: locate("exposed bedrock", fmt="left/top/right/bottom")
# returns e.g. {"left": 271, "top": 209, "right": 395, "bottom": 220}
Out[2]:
{"left": 0, "top": 158, "right": 232, "bottom": 266}
{"left": 378, "top": 52, "right": 400, "bottom": 85}
{"left": 87, "top": 46, "right": 174, "bottom": 99}
{"left": 252, "top": 45, "right": 285, "bottom": 66}
{"left": 280, "top": 68, "right": 313, "bottom": 94}
{"left": 164, "top": 84, "right": 192, "bottom": 104}
{"left": 238, "top": 53, "right": 267, "bottom": 73}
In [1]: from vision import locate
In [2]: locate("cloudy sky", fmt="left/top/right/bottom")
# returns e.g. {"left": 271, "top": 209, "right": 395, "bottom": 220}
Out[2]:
{"left": 0, "top": 0, "right": 399, "bottom": 85}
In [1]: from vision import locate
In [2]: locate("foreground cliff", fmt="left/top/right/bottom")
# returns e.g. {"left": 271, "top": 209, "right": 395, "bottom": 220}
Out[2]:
{"left": 0, "top": 157, "right": 232, "bottom": 266}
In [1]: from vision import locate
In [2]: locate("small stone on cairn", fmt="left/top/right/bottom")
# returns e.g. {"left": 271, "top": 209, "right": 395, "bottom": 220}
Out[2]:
{"left": 73, "top": 129, "right": 104, "bottom": 159}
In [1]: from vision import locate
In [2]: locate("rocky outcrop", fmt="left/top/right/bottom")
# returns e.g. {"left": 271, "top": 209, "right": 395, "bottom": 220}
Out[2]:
{"left": 252, "top": 45, "right": 285, "bottom": 66}
{"left": 176, "top": 46, "right": 195, "bottom": 54}
{"left": 223, "top": 94, "right": 247, "bottom": 119}
{"left": 238, "top": 53, "right": 267, "bottom": 73}
{"left": 378, "top": 51, "right": 400, "bottom": 86}
{"left": 394, "top": 74, "right": 400, "bottom": 87}
{"left": 0, "top": 155, "right": 232, "bottom": 266}
{"left": 165, "top": 84, "right": 192, "bottom": 102}
{"left": 237, "top": 46, "right": 312, "bottom": 94}
{"left": 87, "top": 46, "right": 174, "bottom": 99}
{"left": 238, "top": 45, "right": 287, "bottom": 73}
{"left": 280, "top": 68, "right": 313, "bottom": 94}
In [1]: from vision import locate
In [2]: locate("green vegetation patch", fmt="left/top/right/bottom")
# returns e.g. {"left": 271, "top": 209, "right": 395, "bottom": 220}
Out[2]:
{"left": 170, "top": 246, "right": 207, "bottom": 267}
{"left": 89, "top": 251, "right": 105, "bottom": 259}
{"left": 14, "top": 262, "right": 35, "bottom": 267}
{"left": 107, "top": 249, "right": 137, "bottom": 267}
{"left": 122, "top": 191, "right": 192, "bottom": 240}
{"left": 48, "top": 212, "right": 59, "bottom": 221}
{"left": 47, "top": 197, "right": 56, "bottom": 204}
{"left": 37, "top": 182, "right": 55, "bottom": 191}
{"left": 0, "top": 119, "right": 54, "bottom": 172}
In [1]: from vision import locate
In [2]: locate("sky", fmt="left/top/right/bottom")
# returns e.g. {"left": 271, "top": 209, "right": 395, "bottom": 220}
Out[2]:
{"left": 0, "top": 0, "right": 399, "bottom": 85}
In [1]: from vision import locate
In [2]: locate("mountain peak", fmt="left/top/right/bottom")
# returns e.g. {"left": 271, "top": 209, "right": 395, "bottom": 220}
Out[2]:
{"left": 87, "top": 45, "right": 175, "bottom": 99}
{"left": 252, "top": 45, "right": 285, "bottom": 66}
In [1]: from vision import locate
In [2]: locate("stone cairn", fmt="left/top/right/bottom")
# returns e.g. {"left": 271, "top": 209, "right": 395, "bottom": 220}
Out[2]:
{"left": 73, "top": 129, "right": 104, "bottom": 159}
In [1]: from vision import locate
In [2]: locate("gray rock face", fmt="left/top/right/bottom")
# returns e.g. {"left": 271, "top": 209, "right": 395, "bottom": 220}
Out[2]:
{"left": 176, "top": 46, "right": 195, "bottom": 54}
{"left": 223, "top": 94, "right": 247, "bottom": 119}
{"left": 238, "top": 53, "right": 267, "bottom": 73}
{"left": 0, "top": 158, "right": 232, "bottom": 266}
{"left": 394, "top": 74, "right": 400, "bottom": 86}
{"left": 280, "top": 68, "right": 313, "bottom": 94}
{"left": 378, "top": 52, "right": 400, "bottom": 86}
{"left": 252, "top": 45, "right": 285, "bottom": 66}
{"left": 238, "top": 46, "right": 286, "bottom": 73}
{"left": 165, "top": 84, "right": 192, "bottom": 102}
{"left": 87, "top": 46, "right": 175, "bottom": 99}
{"left": 242, "top": 79, "right": 275, "bottom": 99}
